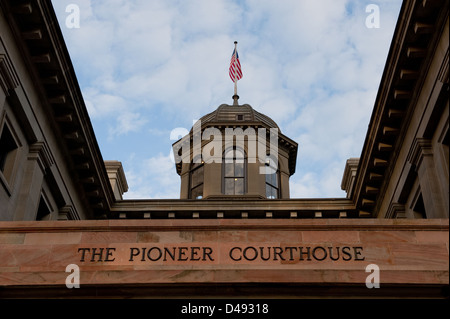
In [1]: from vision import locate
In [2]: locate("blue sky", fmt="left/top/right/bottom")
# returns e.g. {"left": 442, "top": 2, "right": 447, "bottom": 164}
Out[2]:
{"left": 51, "top": 0, "right": 403, "bottom": 199}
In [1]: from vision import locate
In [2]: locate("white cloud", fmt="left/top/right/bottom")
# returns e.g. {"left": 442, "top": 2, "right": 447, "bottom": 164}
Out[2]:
{"left": 83, "top": 89, "right": 127, "bottom": 118}
{"left": 52, "top": 0, "right": 403, "bottom": 199}
{"left": 108, "top": 112, "right": 148, "bottom": 139}
{"left": 123, "top": 153, "right": 180, "bottom": 199}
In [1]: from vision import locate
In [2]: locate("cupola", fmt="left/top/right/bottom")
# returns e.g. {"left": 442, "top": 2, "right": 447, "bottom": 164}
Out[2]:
{"left": 173, "top": 102, "right": 298, "bottom": 200}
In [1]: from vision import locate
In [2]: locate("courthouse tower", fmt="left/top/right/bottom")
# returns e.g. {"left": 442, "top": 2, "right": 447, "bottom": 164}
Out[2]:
{"left": 173, "top": 101, "right": 298, "bottom": 200}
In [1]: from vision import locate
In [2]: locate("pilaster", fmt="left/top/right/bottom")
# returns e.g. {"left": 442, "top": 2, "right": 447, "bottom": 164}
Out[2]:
{"left": 14, "top": 141, "right": 53, "bottom": 220}
{"left": 408, "top": 138, "right": 447, "bottom": 218}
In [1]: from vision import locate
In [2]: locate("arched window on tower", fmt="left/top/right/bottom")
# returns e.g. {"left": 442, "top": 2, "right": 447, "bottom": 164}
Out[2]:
{"left": 189, "top": 157, "right": 204, "bottom": 199}
{"left": 223, "top": 147, "right": 246, "bottom": 195}
{"left": 265, "top": 156, "right": 279, "bottom": 199}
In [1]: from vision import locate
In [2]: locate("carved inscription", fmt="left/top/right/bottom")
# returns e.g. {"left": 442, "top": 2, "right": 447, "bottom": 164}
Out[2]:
{"left": 77, "top": 245, "right": 365, "bottom": 263}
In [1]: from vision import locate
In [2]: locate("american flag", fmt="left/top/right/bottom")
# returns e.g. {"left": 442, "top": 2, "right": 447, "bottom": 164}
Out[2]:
{"left": 229, "top": 48, "right": 242, "bottom": 82}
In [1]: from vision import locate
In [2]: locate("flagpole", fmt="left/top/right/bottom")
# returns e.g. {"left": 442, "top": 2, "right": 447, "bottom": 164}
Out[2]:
{"left": 233, "top": 41, "right": 239, "bottom": 105}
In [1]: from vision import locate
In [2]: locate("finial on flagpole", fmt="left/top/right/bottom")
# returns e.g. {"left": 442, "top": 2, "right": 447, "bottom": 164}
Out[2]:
{"left": 232, "top": 94, "right": 239, "bottom": 106}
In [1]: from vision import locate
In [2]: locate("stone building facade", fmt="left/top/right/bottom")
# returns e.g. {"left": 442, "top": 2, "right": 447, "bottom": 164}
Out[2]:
{"left": 0, "top": 0, "right": 448, "bottom": 222}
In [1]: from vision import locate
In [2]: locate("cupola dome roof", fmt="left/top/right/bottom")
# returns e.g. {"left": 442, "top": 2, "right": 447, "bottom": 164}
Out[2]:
{"left": 198, "top": 103, "right": 279, "bottom": 130}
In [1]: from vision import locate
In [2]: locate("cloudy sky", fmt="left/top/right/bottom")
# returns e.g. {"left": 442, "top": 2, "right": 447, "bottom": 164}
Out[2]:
{"left": 51, "top": 0, "right": 403, "bottom": 199}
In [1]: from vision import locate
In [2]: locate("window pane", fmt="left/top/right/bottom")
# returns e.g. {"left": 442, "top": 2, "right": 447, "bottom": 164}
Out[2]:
{"left": 224, "top": 162, "right": 234, "bottom": 177}
{"left": 191, "top": 165, "right": 203, "bottom": 187}
{"left": 224, "top": 178, "right": 234, "bottom": 195}
{"left": 266, "top": 185, "right": 277, "bottom": 199}
{"left": 224, "top": 150, "right": 234, "bottom": 163}
{"left": 272, "top": 172, "right": 278, "bottom": 187}
{"left": 269, "top": 173, "right": 273, "bottom": 186}
{"left": 266, "top": 185, "right": 272, "bottom": 199}
{"left": 265, "top": 172, "right": 271, "bottom": 184}
{"left": 235, "top": 162, "right": 244, "bottom": 177}
{"left": 235, "top": 178, "right": 244, "bottom": 195}
{"left": 223, "top": 148, "right": 247, "bottom": 195}
{"left": 191, "top": 184, "right": 203, "bottom": 199}
{"left": 235, "top": 149, "right": 245, "bottom": 163}
{"left": 265, "top": 172, "right": 277, "bottom": 187}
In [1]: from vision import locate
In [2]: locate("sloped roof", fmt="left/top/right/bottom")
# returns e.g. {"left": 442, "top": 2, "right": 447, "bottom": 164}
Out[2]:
{"left": 199, "top": 103, "right": 280, "bottom": 130}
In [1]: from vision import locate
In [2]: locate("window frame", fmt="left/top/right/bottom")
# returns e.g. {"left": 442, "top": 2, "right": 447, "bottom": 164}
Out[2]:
{"left": 264, "top": 155, "right": 280, "bottom": 199}
{"left": 189, "top": 158, "right": 204, "bottom": 199}
{"left": 36, "top": 181, "right": 57, "bottom": 221}
{"left": 0, "top": 113, "right": 21, "bottom": 195}
{"left": 222, "top": 146, "right": 247, "bottom": 195}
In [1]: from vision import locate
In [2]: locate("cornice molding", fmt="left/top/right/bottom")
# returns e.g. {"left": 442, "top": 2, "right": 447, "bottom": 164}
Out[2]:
{"left": 0, "top": 219, "right": 447, "bottom": 233}
{"left": 351, "top": 0, "right": 449, "bottom": 217}
{"left": 407, "top": 137, "right": 433, "bottom": 169}
{"left": 3, "top": 0, "right": 116, "bottom": 217}
{"left": 27, "top": 141, "right": 54, "bottom": 171}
